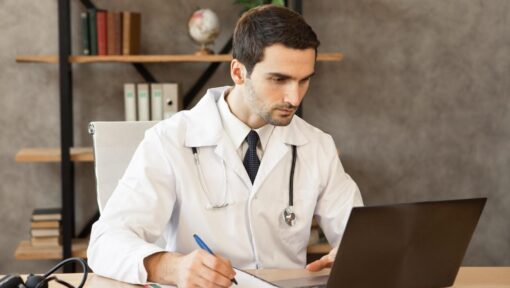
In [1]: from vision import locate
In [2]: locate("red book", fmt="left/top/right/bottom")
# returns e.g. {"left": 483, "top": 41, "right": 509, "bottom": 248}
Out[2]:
{"left": 96, "top": 10, "right": 107, "bottom": 55}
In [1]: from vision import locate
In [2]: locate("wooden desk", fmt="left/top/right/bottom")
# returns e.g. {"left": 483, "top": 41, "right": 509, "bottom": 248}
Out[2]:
{"left": 7, "top": 267, "right": 510, "bottom": 287}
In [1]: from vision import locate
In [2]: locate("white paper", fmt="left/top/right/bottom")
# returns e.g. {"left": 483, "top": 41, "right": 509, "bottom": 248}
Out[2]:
{"left": 149, "top": 268, "right": 278, "bottom": 288}
{"left": 234, "top": 268, "right": 279, "bottom": 288}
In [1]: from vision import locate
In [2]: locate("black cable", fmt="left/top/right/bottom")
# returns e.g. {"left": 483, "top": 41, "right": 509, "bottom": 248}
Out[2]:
{"left": 37, "top": 257, "right": 88, "bottom": 288}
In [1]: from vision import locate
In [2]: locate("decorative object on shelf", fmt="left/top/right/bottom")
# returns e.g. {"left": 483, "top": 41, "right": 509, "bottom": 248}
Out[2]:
{"left": 188, "top": 8, "right": 220, "bottom": 55}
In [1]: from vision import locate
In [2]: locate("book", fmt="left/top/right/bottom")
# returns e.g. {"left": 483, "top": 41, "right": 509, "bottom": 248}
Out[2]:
{"left": 31, "top": 208, "right": 62, "bottom": 221}
{"left": 124, "top": 83, "right": 137, "bottom": 121}
{"left": 137, "top": 83, "right": 150, "bottom": 121}
{"left": 80, "top": 12, "right": 90, "bottom": 55}
{"left": 162, "top": 83, "right": 180, "bottom": 118}
{"left": 31, "top": 236, "right": 61, "bottom": 247}
{"left": 96, "top": 10, "right": 108, "bottom": 56}
{"left": 122, "top": 12, "right": 141, "bottom": 55}
{"left": 31, "top": 228, "right": 60, "bottom": 237}
{"left": 31, "top": 220, "right": 60, "bottom": 229}
{"left": 150, "top": 83, "right": 163, "bottom": 121}
{"left": 107, "top": 11, "right": 122, "bottom": 55}
{"left": 87, "top": 8, "right": 98, "bottom": 55}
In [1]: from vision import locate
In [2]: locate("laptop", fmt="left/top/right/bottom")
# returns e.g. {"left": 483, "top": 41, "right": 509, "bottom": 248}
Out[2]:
{"left": 273, "top": 198, "right": 486, "bottom": 288}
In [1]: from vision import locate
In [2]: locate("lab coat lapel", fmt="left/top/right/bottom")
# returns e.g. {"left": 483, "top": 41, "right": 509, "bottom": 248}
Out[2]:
{"left": 184, "top": 86, "right": 252, "bottom": 189}
{"left": 214, "top": 135, "right": 252, "bottom": 189}
{"left": 252, "top": 117, "right": 308, "bottom": 193}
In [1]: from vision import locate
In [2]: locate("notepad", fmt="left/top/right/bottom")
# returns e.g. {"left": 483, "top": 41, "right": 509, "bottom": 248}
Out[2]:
{"left": 149, "top": 268, "right": 277, "bottom": 288}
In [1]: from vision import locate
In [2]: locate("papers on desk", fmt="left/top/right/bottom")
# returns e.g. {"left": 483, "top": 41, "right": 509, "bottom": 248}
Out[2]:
{"left": 150, "top": 268, "right": 278, "bottom": 288}
{"left": 234, "top": 268, "right": 278, "bottom": 287}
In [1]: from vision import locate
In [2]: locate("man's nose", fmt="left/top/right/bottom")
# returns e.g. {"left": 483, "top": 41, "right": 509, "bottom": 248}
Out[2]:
{"left": 284, "top": 83, "right": 301, "bottom": 107}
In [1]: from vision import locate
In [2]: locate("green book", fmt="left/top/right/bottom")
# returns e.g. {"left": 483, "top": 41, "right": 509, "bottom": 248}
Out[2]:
{"left": 80, "top": 12, "right": 90, "bottom": 55}
{"left": 87, "top": 8, "right": 97, "bottom": 55}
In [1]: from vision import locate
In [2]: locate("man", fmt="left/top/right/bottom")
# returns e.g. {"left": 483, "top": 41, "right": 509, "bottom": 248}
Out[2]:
{"left": 88, "top": 5, "right": 362, "bottom": 287}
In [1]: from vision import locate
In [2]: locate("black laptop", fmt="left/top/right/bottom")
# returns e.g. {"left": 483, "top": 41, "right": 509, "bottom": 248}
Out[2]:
{"left": 273, "top": 198, "right": 486, "bottom": 288}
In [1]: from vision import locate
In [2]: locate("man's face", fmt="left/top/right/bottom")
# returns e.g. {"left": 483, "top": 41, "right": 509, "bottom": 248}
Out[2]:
{"left": 243, "top": 44, "right": 316, "bottom": 126}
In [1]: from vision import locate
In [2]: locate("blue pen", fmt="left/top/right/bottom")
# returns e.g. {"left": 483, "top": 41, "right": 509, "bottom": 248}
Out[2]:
{"left": 193, "top": 234, "right": 238, "bottom": 285}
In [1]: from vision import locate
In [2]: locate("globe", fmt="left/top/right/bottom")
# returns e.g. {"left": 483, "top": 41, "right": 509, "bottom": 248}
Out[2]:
{"left": 188, "top": 9, "right": 221, "bottom": 55}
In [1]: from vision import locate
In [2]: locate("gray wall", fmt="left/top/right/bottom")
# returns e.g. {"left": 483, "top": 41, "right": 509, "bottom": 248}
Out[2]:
{"left": 0, "top": 0, "right": 508, "bottom": 273}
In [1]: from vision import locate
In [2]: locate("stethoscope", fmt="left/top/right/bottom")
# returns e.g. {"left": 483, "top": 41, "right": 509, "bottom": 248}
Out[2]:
{"left": 191, "top": 145, "right": 298, "bottom": 226}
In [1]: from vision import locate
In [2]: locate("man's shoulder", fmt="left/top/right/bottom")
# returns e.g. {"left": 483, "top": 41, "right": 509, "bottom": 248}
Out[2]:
{"left": 291, "top": 115, "right": 333, "bottom": 141}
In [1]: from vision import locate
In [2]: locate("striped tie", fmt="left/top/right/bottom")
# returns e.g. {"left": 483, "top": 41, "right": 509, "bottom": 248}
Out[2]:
{"left": 243, "top": 130, "right": 260, "bottom": 184}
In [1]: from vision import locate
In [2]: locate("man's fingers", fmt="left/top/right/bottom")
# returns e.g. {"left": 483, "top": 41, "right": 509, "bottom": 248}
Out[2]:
{"left": 199, "top": 251, "right": 236, "bottom": 283}
{"left": 306, "top": 254, "right": 334, "bottom": 272}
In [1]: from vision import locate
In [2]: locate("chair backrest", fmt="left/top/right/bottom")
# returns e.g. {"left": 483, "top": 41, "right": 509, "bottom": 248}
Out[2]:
{"left": 89, "top": 121, "right": 158, "bottom": 213}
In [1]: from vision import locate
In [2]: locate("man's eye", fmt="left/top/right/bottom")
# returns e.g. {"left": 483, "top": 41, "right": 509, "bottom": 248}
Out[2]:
{"left": 271, "top": 77, "right": 286, "bottom": 83}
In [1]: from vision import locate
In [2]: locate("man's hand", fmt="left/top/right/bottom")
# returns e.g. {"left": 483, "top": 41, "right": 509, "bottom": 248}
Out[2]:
{"left": 144, "top": 249, "right": 236, "bottom": 287}
{"left": 305, "top": 247, "right": 337, "bottom": 272}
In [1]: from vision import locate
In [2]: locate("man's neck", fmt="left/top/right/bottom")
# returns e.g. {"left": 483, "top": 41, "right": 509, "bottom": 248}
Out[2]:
{"left": 225, "top": 86, "right": 266, "bottom": 129}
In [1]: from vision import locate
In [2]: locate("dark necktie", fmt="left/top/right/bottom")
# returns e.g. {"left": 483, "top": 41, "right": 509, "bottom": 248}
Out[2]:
{"left": 243, "top": 130, "right": 260, "bottom": 184}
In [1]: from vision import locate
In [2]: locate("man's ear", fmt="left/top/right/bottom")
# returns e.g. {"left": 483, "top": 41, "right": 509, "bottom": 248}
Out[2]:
{"left": 230, "top": 59, "right": 246, "bottom": 85}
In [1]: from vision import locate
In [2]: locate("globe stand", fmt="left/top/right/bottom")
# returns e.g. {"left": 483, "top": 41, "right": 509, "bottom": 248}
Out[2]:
{"left": 194, "top": 44, "right": 214, "bottom": 55}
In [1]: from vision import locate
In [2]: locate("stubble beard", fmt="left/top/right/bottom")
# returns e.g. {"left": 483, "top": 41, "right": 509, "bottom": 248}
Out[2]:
{"left": 246, "top": 81, "right": 296, "bottom": 127}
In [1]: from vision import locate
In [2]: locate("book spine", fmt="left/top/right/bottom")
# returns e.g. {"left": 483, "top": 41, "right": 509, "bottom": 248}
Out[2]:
{"left": 122, "top": 12, "right": 131, "bottom": 55}
{"left": 137, "top": 83, "right": 150, "bottom": 121}
{"left": 96, "top": 10, "right": 108, "bottom": 56}
{"left": 107, "top": 12, "right": 115, "bottom": 55}
{"left": 162, "top": 83, "right": 180, "bottom": 119}
{"left": 150, "top": 83, "right": 163, "bottom": 121}
{"left": 130, "top": 12, "right": 142, "bottom": 55}
{"left": 124, "top": 83, "right": 137, "bottom": 121}
{"left": 114, "top": 12, "right": 123, "bottom": 55}
{"left": 80, "top": 12, "right": 90, "bottom": 55}
{"left": 122, "top": 12, "right": 141, "bottom": 55}
{"left": 88, "top": 8, "right": 98, "bottom": 55}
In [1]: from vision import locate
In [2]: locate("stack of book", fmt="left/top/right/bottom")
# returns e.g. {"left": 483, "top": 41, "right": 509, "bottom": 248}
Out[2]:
{"left": 124, "top": 83, "right": 180, "bottom": 121}
{"left": 81, "top": 9, "right": 141, "bottom": 56}
{"left": 30, "top": 208, "right": 62, "bottom": 247}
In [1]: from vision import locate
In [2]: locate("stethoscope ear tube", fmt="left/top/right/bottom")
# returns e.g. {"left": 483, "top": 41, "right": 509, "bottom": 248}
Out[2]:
{"left": 284, "top": 145, "right": 297, "bottom": 227}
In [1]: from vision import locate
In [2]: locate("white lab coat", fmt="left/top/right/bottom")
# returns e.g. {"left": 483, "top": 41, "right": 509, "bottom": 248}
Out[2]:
{"left": 87, "top": 86, "right": 363, "bottom": 284}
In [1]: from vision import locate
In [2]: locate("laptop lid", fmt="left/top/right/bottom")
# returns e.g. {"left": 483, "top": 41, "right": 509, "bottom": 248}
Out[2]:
{"left": 275, "top": 198, "right": 486, "bottom": 288}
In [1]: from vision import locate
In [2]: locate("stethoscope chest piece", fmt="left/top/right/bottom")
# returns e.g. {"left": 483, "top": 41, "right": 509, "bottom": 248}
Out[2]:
{"left": 283, "top": 206, "right": 296, "bottom": 226}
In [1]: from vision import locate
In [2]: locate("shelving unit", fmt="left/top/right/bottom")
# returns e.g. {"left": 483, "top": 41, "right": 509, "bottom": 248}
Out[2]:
{"left": 15, "top": 0, "right": 339, "bottom": 270}
{"left": 14, "top": 238, "right": 88, "bottom": 260}
{"left": 16, "top": 53, "right": 343, "bottom": 64}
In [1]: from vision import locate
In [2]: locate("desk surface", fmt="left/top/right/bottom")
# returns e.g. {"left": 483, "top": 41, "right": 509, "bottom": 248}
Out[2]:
{"left": 9, "top": 267, "right": 510, "bottom": 287}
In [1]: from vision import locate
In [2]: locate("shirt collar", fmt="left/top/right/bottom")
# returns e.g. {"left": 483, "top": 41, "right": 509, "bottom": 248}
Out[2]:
{"left": 218, "top": 89, "right": 274, "bottom": 151}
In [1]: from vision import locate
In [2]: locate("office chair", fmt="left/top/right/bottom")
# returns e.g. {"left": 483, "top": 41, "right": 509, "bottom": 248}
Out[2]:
{"left": 88, "top": 121, "right": 158, "bottom": 212}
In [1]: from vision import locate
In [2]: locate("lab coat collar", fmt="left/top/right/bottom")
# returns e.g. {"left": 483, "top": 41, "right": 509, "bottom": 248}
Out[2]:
{"left": 184, "top": 86, "right": 229, "bottom": 148}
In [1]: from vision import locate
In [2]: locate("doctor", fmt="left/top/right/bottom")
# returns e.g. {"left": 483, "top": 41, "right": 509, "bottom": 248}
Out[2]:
{"left": 88, "top": 4, "right": 362, "bottom": 287}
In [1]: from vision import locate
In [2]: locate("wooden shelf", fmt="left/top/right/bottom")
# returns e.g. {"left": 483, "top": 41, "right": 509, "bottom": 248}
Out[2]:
{"left": 15, "top": 53, "right": 344, "bottom": 64}
{"left": 15, "top": 147, "right": 93, "bottom": 163}
{"left": 307, "top": 242, "right": 331, "bottom": 254}
{"left": 14, "top": 238, "right": 88, "bottom": 260}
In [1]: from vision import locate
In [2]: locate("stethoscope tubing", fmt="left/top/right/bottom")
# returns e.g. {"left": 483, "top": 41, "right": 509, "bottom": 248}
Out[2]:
{"left": 192, "top": 145, "right": 297, "bottom": 226}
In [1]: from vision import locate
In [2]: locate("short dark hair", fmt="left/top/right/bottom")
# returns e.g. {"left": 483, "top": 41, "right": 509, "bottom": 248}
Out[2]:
{"left": 232, "top": 5, "right": 320, "bottom": 75}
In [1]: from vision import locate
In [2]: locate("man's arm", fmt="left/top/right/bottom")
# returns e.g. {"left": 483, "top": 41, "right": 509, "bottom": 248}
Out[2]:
{"left": 306, "top": 135, "right": 363, "bottom": 272}
{"left": 144, "top": 250, "right": 236, "bottom": 287}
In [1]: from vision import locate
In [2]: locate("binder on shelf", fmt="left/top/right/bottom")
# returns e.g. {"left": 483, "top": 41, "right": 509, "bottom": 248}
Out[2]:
{"left": 87, "top": 8, "right": 98, "bottom": 55}
{"left": 150, "top": 83, "right": 163, "bottom": 121}
{"left": 122, "top": 11, "right": 141, "bottom": 55}
{"left": 80, "top": 12, "right": 90, "bottom": 55}
{"left": 107, "top": 11, "right": 122, "bottom": 55}
{"left": 124, "top": 83, "right": 137, "bottom": 121}
{"left": 163, "top": 83, "right": 180, "bottom": 119}
{"left": 96, "top": 10, "right": 108, "bottom": 56}
{"left": 137, "top": 83, "right": 150, "bottom": 121}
